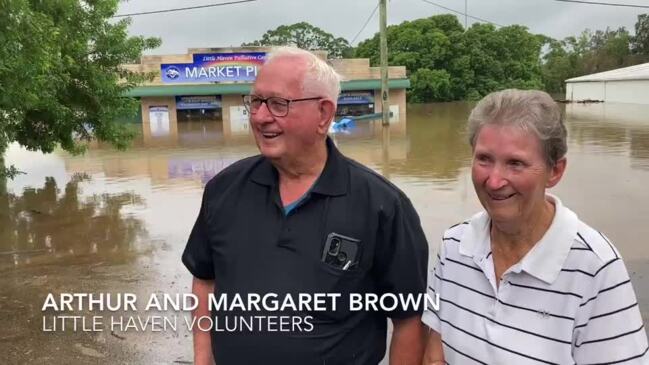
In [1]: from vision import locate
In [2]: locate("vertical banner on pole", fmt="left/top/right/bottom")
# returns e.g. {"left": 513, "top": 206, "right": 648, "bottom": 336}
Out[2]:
{"left": 149, "top": 106, "right": 170, "bottom": 137}
{"left": 229, "top": 106, "right": 250, "bottom": 134}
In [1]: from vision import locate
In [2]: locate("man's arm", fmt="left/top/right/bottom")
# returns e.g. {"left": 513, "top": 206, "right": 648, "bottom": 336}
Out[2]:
{"left": 192, "top": 277, "right": 215, "bottom": 365}
{"left": 422, "top": 329, "right": 444, "bottom": 365}
{"left": 389, "top": 315, "right": 425, "bottom": 365}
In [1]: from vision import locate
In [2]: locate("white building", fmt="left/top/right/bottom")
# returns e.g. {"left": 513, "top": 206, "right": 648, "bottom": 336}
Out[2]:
{"left": 565, "top": 62, "right": 649, "bottom": 105}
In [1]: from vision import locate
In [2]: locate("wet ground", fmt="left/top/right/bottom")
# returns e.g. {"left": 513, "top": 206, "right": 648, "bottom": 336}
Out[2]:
{"left": 1, "top": 102, "right": 648, "bottom": 363}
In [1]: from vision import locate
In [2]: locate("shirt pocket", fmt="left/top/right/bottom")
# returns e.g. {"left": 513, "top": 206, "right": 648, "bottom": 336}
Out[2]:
{"left": 304, "top": 257, "right": 368, "bottom": 322}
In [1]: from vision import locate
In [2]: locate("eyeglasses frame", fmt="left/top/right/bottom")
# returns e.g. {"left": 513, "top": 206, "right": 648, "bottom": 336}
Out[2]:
{"left": 242, "top": 95, "right": 323, "bottom": 117}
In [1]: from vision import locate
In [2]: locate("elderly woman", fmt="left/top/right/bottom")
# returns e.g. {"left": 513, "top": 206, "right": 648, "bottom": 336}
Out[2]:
{"left": 422, "top": 89, "right": 648, "bottom": 364}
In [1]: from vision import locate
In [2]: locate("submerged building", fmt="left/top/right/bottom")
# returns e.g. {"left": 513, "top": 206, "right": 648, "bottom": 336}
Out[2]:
{"left": 565, "top": 62, "right": 649, "bottom": 105}
{"left": 122, "top": 47, "right": 410, "bottom": 138}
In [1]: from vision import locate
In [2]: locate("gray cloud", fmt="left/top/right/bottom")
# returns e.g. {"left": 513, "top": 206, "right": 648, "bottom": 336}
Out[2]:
{"left": 119, "top": 0, "right": 649, "bottom": 54}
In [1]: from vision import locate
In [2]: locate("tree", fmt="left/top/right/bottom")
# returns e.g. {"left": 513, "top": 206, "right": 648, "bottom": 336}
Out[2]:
{"left": 541, "top": 38, "right": 575, "bottom": 94}
{"left": 449, "top": 24, "right": 544, "bottom": 99}
{"left": 632, "top": 14, "right": 649, "bottom": 55}
{"left": 355, "top": 15, "right": 543, "bottom": 102}
{"left": 409, "top": 68, "right": 452, "bottom": 102}
{"left": 0, "top": 0, "right": 160, "bottom": 178}
{"left": 242, "top": 22, "right": 352, "bottom": 58}
{"left": 355, "top": 15, "right": 462, "bottom": 73}
{"left": 540, "top": 22, "right": 649, "bottom": 94}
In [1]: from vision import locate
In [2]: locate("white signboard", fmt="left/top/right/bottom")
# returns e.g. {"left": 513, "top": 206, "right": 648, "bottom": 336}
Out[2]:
{"left": 229, "top": 105, "right": 250, "bottom": 134}
{"left": 149, "top": 106, "right": 170, "bottom": 136}
{"left": 389, "top": 105, "right": 400, "bottom": 123}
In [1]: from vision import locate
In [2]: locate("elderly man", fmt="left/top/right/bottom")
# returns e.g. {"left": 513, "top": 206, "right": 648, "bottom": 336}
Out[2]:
{"left": 182, "top": 47, "right": 428, "bottom": 365}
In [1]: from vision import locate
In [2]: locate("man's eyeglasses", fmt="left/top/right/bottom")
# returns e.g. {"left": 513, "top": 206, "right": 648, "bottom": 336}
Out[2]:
{"left": 242, "top": 95, "right": 322, "bottom": 117}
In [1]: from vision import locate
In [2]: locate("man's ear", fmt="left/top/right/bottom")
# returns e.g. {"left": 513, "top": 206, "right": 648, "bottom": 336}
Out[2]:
{"left": 547, "top": 157, "right": 567, "bottom": 188}
{"left": 316, "top": 99, "right": 337, "bottom": 135}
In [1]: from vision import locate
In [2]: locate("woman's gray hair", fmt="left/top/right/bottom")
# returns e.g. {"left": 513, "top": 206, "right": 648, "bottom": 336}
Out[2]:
{"left": 265, "top": 47, "right": 341, "bottom": 104}
{"left": 467, "top": 89, "right": 567, "bottom": 167}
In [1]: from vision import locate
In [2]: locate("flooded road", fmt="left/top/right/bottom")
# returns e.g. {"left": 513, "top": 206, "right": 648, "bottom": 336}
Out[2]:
{"left": 1, "top": 102, "right": 648, "bottom": 363}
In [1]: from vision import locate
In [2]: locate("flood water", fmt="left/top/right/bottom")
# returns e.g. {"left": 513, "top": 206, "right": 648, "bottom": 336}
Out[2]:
{"left": 1, "top": 102, "right": 648, "bottom": 363}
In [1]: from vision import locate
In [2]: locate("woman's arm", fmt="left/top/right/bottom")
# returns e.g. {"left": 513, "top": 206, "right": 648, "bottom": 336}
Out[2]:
{"left": 423, "top": 329, "right": 445, "bottom": 365}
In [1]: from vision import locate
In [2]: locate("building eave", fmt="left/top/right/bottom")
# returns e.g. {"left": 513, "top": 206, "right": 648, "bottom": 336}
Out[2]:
{"left": 124, "top": 79, "right": 411, "bottom": 97}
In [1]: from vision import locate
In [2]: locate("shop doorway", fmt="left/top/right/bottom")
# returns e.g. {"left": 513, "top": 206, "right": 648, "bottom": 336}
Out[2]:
{"left": 336, "top": 91, "right": 375, "bottom": 117}
{"left": 176, "top": 95, "right": 222, "bottom": 122}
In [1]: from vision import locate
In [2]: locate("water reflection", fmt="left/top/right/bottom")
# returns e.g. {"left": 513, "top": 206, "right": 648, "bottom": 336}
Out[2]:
{"left": 331, "top": 103, "right": 473, "bottom": 183}
{"left": 565, "top": 103, "right": 649, "bottom": 170}
{"left": 0, "top": 174, "right": 148, "bottom": 268}
{"left": 394, "top": 103, "right": 472, "bottom": 181}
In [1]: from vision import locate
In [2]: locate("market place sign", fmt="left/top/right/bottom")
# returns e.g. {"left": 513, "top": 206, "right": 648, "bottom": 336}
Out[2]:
{"left": 161, "top": 52, "right": 267, "bottom": 84}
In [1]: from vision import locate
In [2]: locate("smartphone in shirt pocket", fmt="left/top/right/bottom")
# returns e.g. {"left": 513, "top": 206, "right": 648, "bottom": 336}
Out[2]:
{"left": 321, "top": 233, "right": 361, "bottom": 271}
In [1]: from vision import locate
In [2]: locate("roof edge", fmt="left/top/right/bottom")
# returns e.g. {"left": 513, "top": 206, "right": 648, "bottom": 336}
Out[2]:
{"left": 124, "top": 78, "right": 411, "bottom": 97}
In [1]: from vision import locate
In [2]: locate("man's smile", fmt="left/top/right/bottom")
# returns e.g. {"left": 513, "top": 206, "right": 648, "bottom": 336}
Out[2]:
{"left": 260, "top": 131, "right": 283, "bottom": 139}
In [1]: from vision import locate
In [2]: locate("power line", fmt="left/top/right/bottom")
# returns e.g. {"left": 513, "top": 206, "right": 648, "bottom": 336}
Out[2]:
{"left": 351, "top": 2, "right": 380, "bottom": 45}
{"left": 419, "top": 0, "right": 504, "bottom": 27}
{"left": 551, "top": 0, "right": 649, "bottom": 9}
{"left": 112, "top": 0, "right": 257, "bottom": 18}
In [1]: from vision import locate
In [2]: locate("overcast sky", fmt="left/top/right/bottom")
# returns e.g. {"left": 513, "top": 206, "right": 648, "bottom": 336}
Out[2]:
{"left": 117, "top": 0, "right": 649, "bottom": 55}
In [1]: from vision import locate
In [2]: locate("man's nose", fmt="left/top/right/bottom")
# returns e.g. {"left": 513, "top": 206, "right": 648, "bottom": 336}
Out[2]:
{"left": 250, "top": 101, "right": 274, "bottom": 123}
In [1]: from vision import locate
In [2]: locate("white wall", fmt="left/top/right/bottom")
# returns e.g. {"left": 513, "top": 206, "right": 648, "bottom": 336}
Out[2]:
{"left": 605, "top": 80, "right": 649, "bottom": 104}
{"left": 566, "top": 82, "right": 605, "bottom": 101}
{"left": 567, "top": 80, "right": 649, "bottom": 105}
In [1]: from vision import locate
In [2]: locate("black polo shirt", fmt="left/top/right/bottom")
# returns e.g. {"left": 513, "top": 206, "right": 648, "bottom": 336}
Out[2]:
{"left": 182, "top": 137, "right": 428, "bottom": 365}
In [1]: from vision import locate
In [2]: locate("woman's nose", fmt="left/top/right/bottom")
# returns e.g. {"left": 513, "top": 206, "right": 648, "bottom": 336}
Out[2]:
{"left": 485, "top": 165, "right": 508, "bottom": 190}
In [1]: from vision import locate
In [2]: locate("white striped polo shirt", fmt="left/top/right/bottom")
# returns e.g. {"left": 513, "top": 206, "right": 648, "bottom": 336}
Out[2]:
{"left": 422, "top": 195, "right": 648, "bottom": 364}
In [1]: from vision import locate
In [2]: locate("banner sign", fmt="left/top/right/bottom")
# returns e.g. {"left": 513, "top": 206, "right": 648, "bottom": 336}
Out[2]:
{"left": 149, "top": 106, "right": 170, "bottom": 137}
{"left": 161, "top": 52, "right": 267, "bottom": 84}
{"left": 176, "top": 95, "right": 221, "bottom": 110}
{"left": 338, "top": 92, "right": 374, "bottom": 105}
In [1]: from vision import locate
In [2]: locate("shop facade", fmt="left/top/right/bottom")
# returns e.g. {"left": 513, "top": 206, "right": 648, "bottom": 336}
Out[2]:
{"left": 123, "top": 47, "right": 409, "bottom": 138}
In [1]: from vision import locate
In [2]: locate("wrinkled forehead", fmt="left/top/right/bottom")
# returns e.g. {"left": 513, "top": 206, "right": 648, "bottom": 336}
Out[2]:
{"left": 252, "top": 56, "right": 308, "bottom": 97}
{"left": 473, "top": 124, "right": 544, "bottom": 156}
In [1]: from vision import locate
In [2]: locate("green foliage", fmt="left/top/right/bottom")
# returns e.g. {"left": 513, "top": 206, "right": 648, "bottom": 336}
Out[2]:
{"left": 409, "top": 68, "right": 452, "bottom": 102}
{"left": 242, "top": 22, "right": 351, "bottom": 58}
{"left": 0, "top": 0, "right": 160, "bottom": 176}
{"left": 450, "top": 24, "right": 544, "bottom": 99}
{"left": 541, "top": 14, "right": 649, "bottom": 94}
{"left": 355, "top": 15, "right": 543, "bottom": 102}
{"left": 633, "top": 14, "right": 649, "bottom": 55}
{"left": 354, "top": 13, "right": 649, "bottom": 99}
{"left": 355, "top": 15, "right": 462, "bottom": 73}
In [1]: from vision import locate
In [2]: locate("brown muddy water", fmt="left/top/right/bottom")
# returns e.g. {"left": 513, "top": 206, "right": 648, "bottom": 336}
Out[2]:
{"left": 1, "top": 102, "right": 648, "bottom": 364}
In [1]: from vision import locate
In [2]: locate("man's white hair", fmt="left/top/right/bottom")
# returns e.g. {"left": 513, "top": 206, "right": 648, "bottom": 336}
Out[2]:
{"left": 265, "top": 47, "right": 341, "bottom": 104}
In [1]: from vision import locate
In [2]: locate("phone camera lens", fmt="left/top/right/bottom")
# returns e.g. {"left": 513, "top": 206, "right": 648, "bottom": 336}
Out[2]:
{"left": 328, "top": 238, "right": 341, "bottom": 256}
{"left": 337, "top": 252, "right": 347, "bottom": 262}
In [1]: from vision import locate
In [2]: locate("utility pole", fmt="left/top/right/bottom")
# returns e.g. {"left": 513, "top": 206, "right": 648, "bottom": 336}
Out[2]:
{"left": 465, "top": 0, "right": 468, "bottom": 29}
{"left": 379, "top": 0, "right": 389, "bottom": 127}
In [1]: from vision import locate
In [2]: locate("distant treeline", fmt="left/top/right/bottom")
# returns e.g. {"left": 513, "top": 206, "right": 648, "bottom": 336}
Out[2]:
{"left": 244, "top": 14, "right": 649, "bottom": 102}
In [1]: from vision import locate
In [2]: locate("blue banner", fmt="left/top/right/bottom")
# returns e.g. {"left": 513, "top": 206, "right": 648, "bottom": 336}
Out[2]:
{"left": 161, "top": 52, "right": 267, "bottom": 84}
{"left": 338, "top": 93, "right": 374, "bottom": 105}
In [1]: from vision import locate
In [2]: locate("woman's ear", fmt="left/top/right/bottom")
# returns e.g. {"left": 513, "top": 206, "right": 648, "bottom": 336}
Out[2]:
{"left": 547, "top": 157, "right": 567, "bottom": 188}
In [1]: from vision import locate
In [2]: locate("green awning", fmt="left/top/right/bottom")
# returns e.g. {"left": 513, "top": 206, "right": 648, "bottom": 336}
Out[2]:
{"left": 123, "top": 79, "right": 410, "bottom": 97}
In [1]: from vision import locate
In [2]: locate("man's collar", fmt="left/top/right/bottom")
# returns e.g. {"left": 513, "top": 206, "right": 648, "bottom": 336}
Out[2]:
{"left": 310, "top": 137, "right": 349, "bottom": 196}
{"left": 250, "top": 137, "right": 349, "bottom": 197}
{"left": 459, "top": 194, "right": 579, "bottom": 284}
{"left": 250, "top": 157, "right": 277, "bottom": 187}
